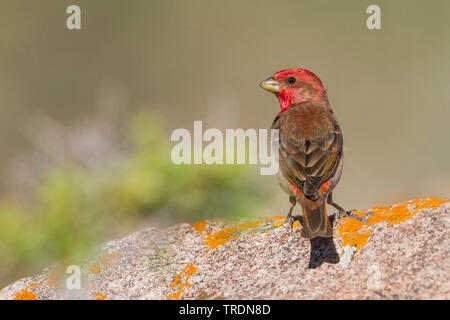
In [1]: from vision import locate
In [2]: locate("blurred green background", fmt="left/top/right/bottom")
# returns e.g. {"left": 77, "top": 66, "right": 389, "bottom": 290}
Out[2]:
{"left": 0, "top": 0, "right": 449, "bottom": 286}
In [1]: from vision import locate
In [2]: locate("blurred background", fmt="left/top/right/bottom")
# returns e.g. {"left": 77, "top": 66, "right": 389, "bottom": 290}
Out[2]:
{"left": 0, "top": 0, "right": 449, "bottom": 286}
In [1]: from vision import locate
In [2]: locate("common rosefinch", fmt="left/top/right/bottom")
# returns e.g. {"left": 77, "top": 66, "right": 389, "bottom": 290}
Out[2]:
{"left": 260, "top": 68, "right": 348, "bottom": 239}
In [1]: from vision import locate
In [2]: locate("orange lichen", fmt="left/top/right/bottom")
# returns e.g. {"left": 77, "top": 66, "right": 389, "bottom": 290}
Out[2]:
{"left": 92, "top": 292, "right": 107, "bottom": 300}
{"left": 100, "top": 251, "right": 122, "bottom": 267}
{"left": 13, "top": 286, "right": 38, "bottom": 300}
{"left": 337, "top": 216, "right": 371, "bottom": 249}
{"left": 204, "top": 221, "right": 263, "bottom": 252}
{"left": 272, "top": 222, "right": 285, "bottom": 227}
{"left": 265, "top": 216, "right": 286, "bottom": 221}
{"left": 367, "top": 198, "right": 448, "bottom": 225}
{"left": 168, "top": 264, "right": 199, "bottom": 300}
{"left": 337, "top": 198, "right": 449, "bottom": 250}
{"left": 203, "top": 216, "right": 290, "bottom": 251}
{"left": 189, "top": 221, "right": 208, "bottom": 233}
{"left": 170, "top": 264, "right": 189, "bottom": 289}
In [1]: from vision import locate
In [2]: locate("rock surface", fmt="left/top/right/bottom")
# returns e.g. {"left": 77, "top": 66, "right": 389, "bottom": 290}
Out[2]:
{"left": 1, "top": 198, "right": 449, "bottom": 300}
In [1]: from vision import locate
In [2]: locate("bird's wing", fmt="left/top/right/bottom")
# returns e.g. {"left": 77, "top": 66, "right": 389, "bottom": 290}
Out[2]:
{"left": 271, "top": 103, "right": 343, "bottom": 199}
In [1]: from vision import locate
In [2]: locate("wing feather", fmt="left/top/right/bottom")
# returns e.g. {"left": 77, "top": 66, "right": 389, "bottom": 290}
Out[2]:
{"left": 271, "top": 103, "right": 343, "bottom": 199}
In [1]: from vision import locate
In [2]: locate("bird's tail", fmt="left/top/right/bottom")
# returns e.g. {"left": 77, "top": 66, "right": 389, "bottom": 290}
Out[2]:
{"left": 300, "top": 197, "right": 332, "bottom": 239}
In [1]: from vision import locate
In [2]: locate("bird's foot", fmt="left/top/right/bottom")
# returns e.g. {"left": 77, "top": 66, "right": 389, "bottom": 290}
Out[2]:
{"left": 285, "top": 216, "right": 303, "bottom": 229}
{"left": 331, "top": 209, "right": 357, "bottom": 221}
{"left": 285, "top": 216, "right": 295, "bottom": 229}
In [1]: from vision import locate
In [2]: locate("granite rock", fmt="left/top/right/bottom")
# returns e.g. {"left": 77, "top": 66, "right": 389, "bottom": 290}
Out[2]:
{"left": 1, "top": 198, "right": 449, "bottom": 300}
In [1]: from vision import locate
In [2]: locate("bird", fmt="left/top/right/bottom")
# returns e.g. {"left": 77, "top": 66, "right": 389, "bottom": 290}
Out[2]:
{"left": 260, "top": 68, "right": 348, "bottom": 239}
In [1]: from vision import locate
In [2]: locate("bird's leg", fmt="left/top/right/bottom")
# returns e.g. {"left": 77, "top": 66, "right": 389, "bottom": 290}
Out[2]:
{"left": 327, "top": 193, "right": 353, "bottom": 219}
{"left": 285, "top": 196, "right": 297, "bottom": 228}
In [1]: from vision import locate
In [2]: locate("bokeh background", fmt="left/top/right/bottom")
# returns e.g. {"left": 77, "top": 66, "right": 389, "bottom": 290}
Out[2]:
{"left": 0, "top": 0, "right": 449, "bottom": 286}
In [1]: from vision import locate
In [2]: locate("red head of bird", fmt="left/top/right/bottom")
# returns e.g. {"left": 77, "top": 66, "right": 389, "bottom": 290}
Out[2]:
{"left": 259, "top": 68, "right": 328, "bottom": 113}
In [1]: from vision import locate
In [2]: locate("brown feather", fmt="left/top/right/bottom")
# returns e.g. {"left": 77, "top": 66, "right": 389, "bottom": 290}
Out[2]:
{"left": 271, "top": 102, "right": 343, "bottom": 200}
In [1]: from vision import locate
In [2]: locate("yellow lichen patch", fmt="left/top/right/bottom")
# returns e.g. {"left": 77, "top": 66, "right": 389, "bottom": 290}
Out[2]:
{"left": 168, "top": 264, "right": 199, "bottom": 300}
{"left": 100, "top": 251, "right": 122, "bottom": 267}
{"left": 265, "top": 216, "right": 286, "bottom": 221}
{"left": 272, "top": 222, "right": 285, "bottom": 227}
{"left": 337, "top": 217, "right": 371, "bottom": 249}
{"left": 351, "top": 210, "right": 366, "bottom": 218}
{"left": 368, "top": 198, "right": 448, "bottom": 225}
{"left": 92, "top": 292, "right": 107, "bottom": 300}
{"left": 189, "top": 221, "right": 208, "bottom": 233}
{"left": 12, "top": 285, "right": 38, "bottom": 300}
{"left": 203, "top": 216, "right": 292, "bottom": 251}
{"left": 204, "top": 220, "right": 263, "bottom": 252}
{"left": 338, "top": 198, "right": 449, "bottom": 251}
{"left": 204, "top": 226, "right": 239, "bottom": 251}
{"left": 168, "top": 289, "right": 184, "bottom": 300}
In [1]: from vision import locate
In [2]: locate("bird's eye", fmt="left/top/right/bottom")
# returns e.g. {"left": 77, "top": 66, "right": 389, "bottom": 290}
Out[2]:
{"left": 287, "top": 77, "right": 296, "bottom": 84}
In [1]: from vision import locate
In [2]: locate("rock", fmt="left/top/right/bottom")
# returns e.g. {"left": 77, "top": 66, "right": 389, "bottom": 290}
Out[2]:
{"left": 1, "top": 198, "right": 449, "bottom": 300}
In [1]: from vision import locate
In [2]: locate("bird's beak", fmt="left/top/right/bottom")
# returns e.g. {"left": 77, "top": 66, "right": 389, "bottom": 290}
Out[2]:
{"left": 259, "top": 77, "right": 280, "bottom": 93}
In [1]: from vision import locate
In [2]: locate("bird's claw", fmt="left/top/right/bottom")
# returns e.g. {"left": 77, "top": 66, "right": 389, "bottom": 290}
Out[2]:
{"left": 285, "top": 216, "right": 295, "bottom": 229}
{"left": 332, "top": 209, "right": 357, "bottom": 220}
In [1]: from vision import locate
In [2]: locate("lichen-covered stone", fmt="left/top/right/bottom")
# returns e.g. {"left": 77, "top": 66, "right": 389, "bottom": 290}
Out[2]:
{"left": 1, "top": 198, "right": 449, "bottom": 300}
